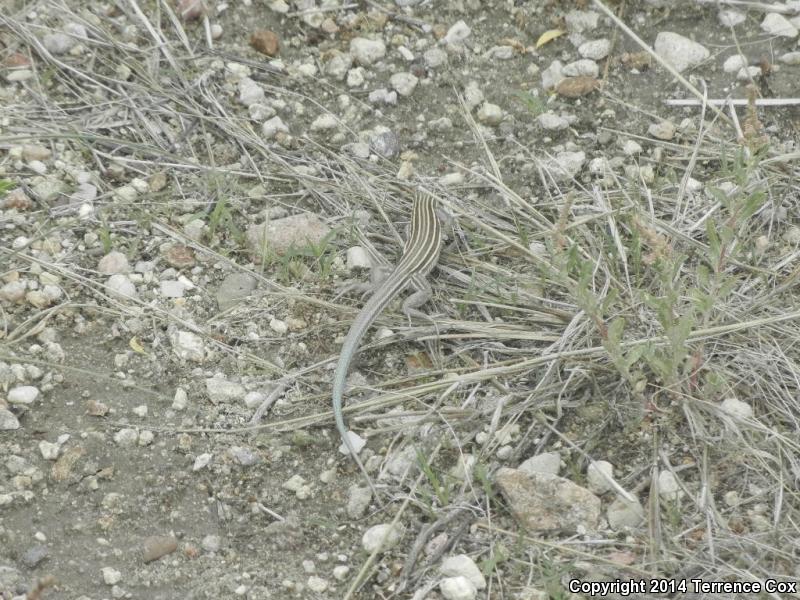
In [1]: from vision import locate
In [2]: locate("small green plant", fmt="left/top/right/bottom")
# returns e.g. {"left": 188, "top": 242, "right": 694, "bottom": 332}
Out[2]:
{"left": 513, "top": 90, "right": 546, "bottom": 117}
{"left": 416, "top": 447, "right": 451, "bottom": 507}
{"left": 0, "top": 179, "right": 15, "bottom": 196}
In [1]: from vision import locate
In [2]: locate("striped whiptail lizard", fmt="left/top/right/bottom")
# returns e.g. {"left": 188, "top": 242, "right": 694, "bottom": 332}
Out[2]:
{"left": 332, "top": 191, "right": 442, "bottom": 497}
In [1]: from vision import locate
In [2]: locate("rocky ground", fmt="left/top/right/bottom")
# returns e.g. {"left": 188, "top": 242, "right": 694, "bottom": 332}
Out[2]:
{"left": 2, "top": 0, "right": 800, "bottom": 599}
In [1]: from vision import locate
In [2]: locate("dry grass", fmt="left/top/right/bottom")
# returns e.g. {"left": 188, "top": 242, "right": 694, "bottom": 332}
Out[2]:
{"left": 2, "top": 1, "right": 800, "bottom": 597}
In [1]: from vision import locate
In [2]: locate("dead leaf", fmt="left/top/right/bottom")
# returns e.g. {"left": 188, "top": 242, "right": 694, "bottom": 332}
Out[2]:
{"left": 555, "top": 76, "right": 601, "bottom": 98}
{"left": 536, "top": 29, "right": 564, "bottom": 48}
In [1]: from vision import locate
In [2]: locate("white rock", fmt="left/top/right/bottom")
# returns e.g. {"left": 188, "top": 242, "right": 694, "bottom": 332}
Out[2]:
{"left": 43, "top": 32, "right": 76, "bottom": 55}
{"left": 587, "top": 460, "right": 615, "bottom": 494}
{"left": 347, "top": 484, "right": 373, "bottom": 518}
{"left": 779, "top": 51, "right": 800, "bottom": 65}
{"left": 39, "top": 440, "right": 60, "bottom": 460}
{"left": 622, "top": 140, "right": 643, "bottom": 156}
{"left": 541, "top": 60, "right": 564, "bottom": 90}
{"left": 562, "top": 59, "right": 599, "bottom": 78}
{"left": 346, "top": 246, "right": 371, "bottom": 270}
{"left": 307, "top": 576, "right": 327, "bottom": 593}
{"left": 440, "top": 576, "right": 477, "bottom": 600}
{"left": 338, "top": 430, "right": 366, "bottom": 456}
{"left": 210, "top": 23, "right": 223, "bottom": 39}
{"left": 0, "top": 280, "right": 27, "bottom": 303}
{"left": 269, "top": 317, "right": 288, "bottom": 335}
{"left": 441, "top": 555, "right": 486, "bottom": 590}
{"left": 368, "top": 88, "right": 397, "bottom": 105}
{"left": 541, "top": 151, "right": 585, "bottom": 180}
{"left": 518, "top": 452, "right": 561, "bottom": 476}
{"left": 424, "top": 47, "right": 447, "bottom": 68}
{"left": 444, "top": 20, "right": 471, "bottom": 44}
{"left": 193, "top": 453, "right": 213, "bottom": 471}
{"left": 578, "top": 39, "right": 610, "bottom": 60}
{"left": 27, "top": 160, "right": 47, "bottom": 175}
{"left": 239, "top": 78, "right": 265, "bottom": 106}
{"left": 761, "top": 13, "right": 798, "bottom": 37}
{"left": 205, "top": 377, "right": 246, "bottom": 404}
{"left": 0, "top": 408, "right": 20, "bottom": 430}
{"left": 173, "top": 388, "right": 188, "bottom": 410}
{"left": 565, "top": 10, "right": 599, "bottom": 33}
{"left": 332, "top": 566, "right": 350, "bottom": 581}
{"left": 654, "top": 31, "right": 710, "bottom": 73}
{"left": 648, "top": 120, "right": 675, "bottom": 140}
{"left": 310, "top": 113, "right": 338, "bottom": 131}
{"left": 8, "top": 386, "right": 39, "bottom": 405}
{"left": 114, "top": 185, "right": 138, "bottom": 202}
{"left": 170, "top": 330, "right": 205, "bottom": 362}
{"left": 160, "top": 280, "right": 186, "bottom": 298}
{"left": 113, "top": 428, "right": 139, "bottom": 446}
{"left": 390, "top": 72, "right": 418, "bottom": 96}
{"left": 362, "top": 523, "right": 405, "bottom": 553}
{"left": 439, "top": 172, "right": 464, "bottom": 187}
{"left": 483, "top": 45, "right": 514, "bottom": 60}
{"left": 477, "top": 102, "right": 503, "bottom": 125}
{"left": 737, "top": 66, "right": 761, "bottom": 81}
{"left": 98, "top": 251, "right": 130, "bottom": 274}
{"left": 325, "top": 51, "right": 352, "bottom": 80}
{"left": 657, "top": 470, "right": 682, "bottom": 501}
{"left": 538, "top": 112, "right": 570, "bottom": 131}
{"left": 463, "top": 81, "right": 484, "bottom": 111}
{"left": 720, "top": 397, "right": 753, "bottom": 419}
{"left": 722, "top": 54, "right": 747, "bottom": 73}
{"left": 346, "top": 67, "right": 364, "bottom": 87}
{"left": 282, "top": 474, "right": 307, "bottom": 493}
{"left": 262, "top": 116, "right": 288, "bottom": 139}
{"left": 101, "top": 567, "right": 122, "bottom": 585}
{"left": 718, "top": 9, "right": 745, "bottom": 27}
{"left": 350, "top": 37, "right": 386, "bottom": 65}
{"left": 106, "top": 274, "right": 137, "bottom": 299}
{"left": 607, "top": 496, "right": 645, "bottom": 530}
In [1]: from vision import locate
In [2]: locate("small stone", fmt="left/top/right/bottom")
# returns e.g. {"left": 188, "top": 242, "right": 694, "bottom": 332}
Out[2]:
{"left": 307, "top": 576, "right": 327, "bottom": 593}
{"left": 262, "top": 116, "right": 288, "bottom": 139}
{"left": 39, "top": 440, "right": 60, "bottom": 460}
{"left": 648, "top": 120, "right": 675, "bottom": 140}
{"left": 761, "top": 13, "right": 798, "bottom": 37}
{"left": 537, "top": 112, "right": 570, "bottom": 131}
{"left": 239, "top": 77, "right": 265, "bottom": 107}
{"left": 718, "top": 9, "right": 745, "bottom": 27}
{"left": 22, "top": 144, "right": 51, "bottom": 161}
{"left": 337, "top": 430, "right": 366, "bottom": 456}
{"left": 114, "top": 185, "right": 138, "bottom": 202}
{"left": 562, "top": 59, "right": 599, "bottom": 78}
{"left": 370, "top": 130, "right": 400, "bottom": 158}
{"left": 310, "top": 113, "right": 338, "bottom": 131}
{"left": 43, "top": 32, "right": 76, "bottom": 55}
{"left": 205, "top": 377, "right": 246, "bottom": 404}
{"left": 230, "top": 446, "right": 259, "bottom": 466}
{"left": 654, "top": 31, "right": 710, "bottom": 73}
{"left": 142, "top": 535, "right": 178, "bottom": 563}
{"left": 657, "top": 471, "right": 682, "bottom": 501}
{"left": 444, "top": 20, "right": 471, "bottom": 44}
{"left": 101, "top": 567, "right": 122, "bottom": 585}
{"left": 347, "top": 485, "right": 373, "bottom": 518}
{"left": 424, "top": 47, "right": 447, "bottom": 68}
{"left": 441, "top": 555, "right": 486, "bottom": 590}
{"left": 578, "top": 39, "right": 610, "bottom": 60}
{"left": 439, "top": 172, "right": 464, "bottom": 187}
{"left": 607, "top": 496, "right": 645, "bottom": 530}
{"left": 106, "top": 274, "right": 137, "bottom": 299}
{"left": 390, "top": 72, "right": 418, "bottom": 96}
{"left": 0, "top": 408, "right": 20, "bottom": 430}
{"left": 114, "top": 428, "right": 139, "bottom": 446}
{"left": 723, "top": 54, "right": 747, "bottom": 73}
{"left": 250, "top": 30, "right": 279, "bottom": 56}
{"left": 350, "top": 37, "right": 386, "bottom": 65}
{"left": 440, "top": 576, "right": 477, "bottom": 600}
{"left": 518, "top": 452, "right": 560, "bottom": 476}
{"left": 622, "top": 140, "right": 643, "bottom": 156}
{"left": 346, "top": 67, "right": 364, "bottom": 87}
{"left": 737, "top": 66, "right": 761, "bottom": 81}
{"left": 202, "top": 534, "right": 221, "bottom": 552}
{"left": 362, "top": 523, "right": 405, "bottom": 553}
{"left": 720, "top": 397, "right": 753, "bottom": 419}
{"left": 586, "top": 461, "right": 615, "bottom": 494}
{"left": 477, "top": 102, "right": 503, "bottom": 125}
{"left": 171, "top": 330, "right": 205, "bottom": 362}
{"left": 98, "top": 251, "right": 129, "bottom": 274}
{"left": 269, "top": 318, "right": 288, "bottom": 334}
{"left": 368, "top": 88, "right": 397, "bottom": 105}
{"left": 193, "top": 453, "right": 213, "bottom": 471}
{"left": 177, "top": 0, "right": 206, "bottom": 20}
{"left": 346, "top": 246, "right": 371, "bottom": 270}
{"left": 8, "top": 385, "right": 39, "bottom": 405}
{"left": 779, "top": 51, "right": 800, "bottom": 65}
